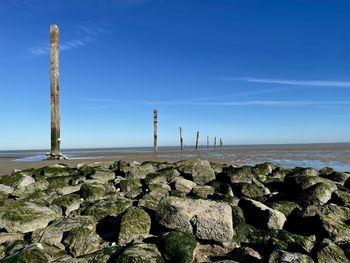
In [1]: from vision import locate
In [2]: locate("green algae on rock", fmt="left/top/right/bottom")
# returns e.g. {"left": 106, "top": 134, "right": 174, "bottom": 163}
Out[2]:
{"left": 162, "top": 231, "right": 197, "bottom": 263}
{"left": 117, "top": 207, "right": 151, "bottom": 246}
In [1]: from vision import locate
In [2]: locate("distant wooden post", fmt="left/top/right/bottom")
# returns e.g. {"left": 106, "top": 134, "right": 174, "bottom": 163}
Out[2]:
{"left": 50, "top": 24, "right": 60, "bottom": 159}
{"left": 220, "top": 138, "right": 223, "bottom": 147}
{"left": 195, "top": 131, "right": 199, "bottom": 150}
{"left": 179, "top": 127, "right": 183, "bottom": 151}
{"left": 153, "top": 109, "right": 158, "bottom": 153}
{"left": 214, "top": 137, "right": 217, "bottom": 149}
{"left": 207, "top": 136, "right": 209, "bottom": 149}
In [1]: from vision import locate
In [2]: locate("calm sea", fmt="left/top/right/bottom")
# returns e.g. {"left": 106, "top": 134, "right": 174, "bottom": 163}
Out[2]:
{"left": 0, "top": 143, "right": 350, "bottom": 172}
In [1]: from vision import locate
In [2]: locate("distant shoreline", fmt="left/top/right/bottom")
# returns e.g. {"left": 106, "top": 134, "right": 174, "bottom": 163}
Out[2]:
{"left": 0, "top": 143, "right": 349, "bottom": 174}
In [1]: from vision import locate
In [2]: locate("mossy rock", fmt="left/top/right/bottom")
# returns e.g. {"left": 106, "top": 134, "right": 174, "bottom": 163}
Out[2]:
{"left": 117, "top": 207, "right": 151, "bottom": 246}
{"left": 138, "top": 189, "right": 169, "bottom": 211}
{"left": 63, "top": 226, "right": 102, "bottom": 257}
{"left": 236, "top": 179, "right": 270, "bottom": 199}
{"left": 0, "top": 201, "right": 59, "bottom": 233}
{"left": 0, "top": 243, "right": 49, "bottom": 263}
{"left": 36, "top": 165, "right": 76, "bottom": 177}
{"left": 232, "top": 223, "right": 315, "bottom": 253}
{"left": 116, "top": 242, "right": 164, "bottom": 263}
{"left": 3, "top": 240, "right": 29, "bottom": 258}
{"left": 22, "top": 190, "right": 58, "bottom": 206}
{"left": 224, "top": 166, "right": 254, "bottom": 184}
{"left": 231, "top": 205, "right": 245, "bottom": 227}
{"left": 83, "top": 197, "right": 132, "bottom": 221}
{"left": 191, "top": 185, "right": 215, "bottom": 199}
{"left": 252, "top": 163, "right": 275, "bottom": 176}
{"left": 316, "top": 238, "right": 349, "bottom": 263}
{"left": 298, "top": 182, "right": 335, "bottom": 206}
{"left": 79, "top": 183, "right": 106, "bottom": 202}
{"left": 73, "top": 246, "right": 122, "bottom": 262}
{"left": 0, "top": 173, "right": 25, "bottom": 187}
{"left": 52, "top": 194, "right": 82, "bottom": 216}
{"left": 119, "top": 179, "right": 142, "bottom": 198}
{"left": 47, "top": 175, "right": 82, "bottom": 191}
{"left": 162, "top": 231, "right": 197, "bottom": 263}
{"left": 267, "top": 201, "right": 300, "bottom": 217}
{"left": 13, "top": 180, "right": 49, "bottom": 197}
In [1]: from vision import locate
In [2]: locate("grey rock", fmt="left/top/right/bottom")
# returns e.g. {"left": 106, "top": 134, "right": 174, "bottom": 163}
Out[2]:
{"left": 239, "top": 198, "right": 286, "bottom": 229}
{"left": 0, "top": 201, "right": 59, "bottom": 233}
{"left": 174, "top": 177, "right": 197, "bottom": 193}
{"left": 268, "top": 250, "right": 314, "bottom": 263}
{"left": 156, "top": 196, "right": 233, "bottom": 243}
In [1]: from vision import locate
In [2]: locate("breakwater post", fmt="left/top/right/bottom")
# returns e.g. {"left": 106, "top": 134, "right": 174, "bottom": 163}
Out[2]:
{"left": 214, "top": 137, "right": 217, "bottom": 149}
{"left": 207, "top": 136, "right": 209, "bottom": 150}
{"left": 220, "top": 138, "right": 223, "bottom": 148}
{"left": 49, "top": 24, "right": 61, "bottom": 159}
{"left": 179, "top": 127, "right": 183, "bottom": 151}
{"left": 195, "top": 131, "right": 199, "bottom": 150}
{"left": 153, "top": 109, "right": 158, "bottom": 153}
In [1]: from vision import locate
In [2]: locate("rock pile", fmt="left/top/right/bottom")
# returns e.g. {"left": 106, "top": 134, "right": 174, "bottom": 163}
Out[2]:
{"left": 0, "top": 160, "right": 349, "bottom": 262}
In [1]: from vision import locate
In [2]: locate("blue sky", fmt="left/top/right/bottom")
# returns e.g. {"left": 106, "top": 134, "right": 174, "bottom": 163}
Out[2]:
{"left": 1, "top": 0, "right": 350, "bottom": 150}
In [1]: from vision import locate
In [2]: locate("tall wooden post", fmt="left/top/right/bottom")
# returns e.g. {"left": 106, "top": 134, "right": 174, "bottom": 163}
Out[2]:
{"left": 153, "top": 109, "right": 158, "bottom": 153}
{"left": 207, "top": 136, "right": 209, "bottom": 149}
{"left": 50, "top": 24, "right": 60, "bottom": 159}
{"left": 220, "top": 138, "right": 223, "bottom": 147}
{"left": 179, "top": 127, "right": 183, "bottom": 151}
{"left": 195, "top": 131, "right": 199, "bottom": 150}
{"left": 214, "top": 137, "right": 217, "bottom": 149}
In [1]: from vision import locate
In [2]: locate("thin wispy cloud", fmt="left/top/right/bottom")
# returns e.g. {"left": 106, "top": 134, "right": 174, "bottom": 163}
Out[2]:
{"left": 83, "top": 97, "right": 350, "bottom": 108}
{"left": 223, "top": 77, "right": 350, "bottom": 88}
{"left": 26, "top": 24, "right": 107, "bottom": 58}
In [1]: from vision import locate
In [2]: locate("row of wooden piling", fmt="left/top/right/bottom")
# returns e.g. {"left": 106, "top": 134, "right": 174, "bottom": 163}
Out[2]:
{"left": 49, "top": 25, "right": 223, "bottom": 158}
{"left": 153, "top": 109, "right": 223, "bottom": 153}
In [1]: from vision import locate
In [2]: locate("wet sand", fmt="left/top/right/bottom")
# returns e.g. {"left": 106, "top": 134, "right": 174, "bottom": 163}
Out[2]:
{"left": 1, "top": 143, "right": 350, "bottom": 175}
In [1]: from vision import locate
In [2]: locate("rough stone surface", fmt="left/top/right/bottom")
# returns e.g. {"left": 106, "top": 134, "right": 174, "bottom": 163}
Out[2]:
{"left": 156, "top": 196, "right": 233, "bottom": 243}
{"left": 174, "top": 177, "right": 197, "bottom": 193}
{"left": 116, "top": 242, "right": 164, "bottom": 263}
{"left": 239, "top": 198, "right": 286, "bottom": 229}
{"left": 316, "top": 238, "right": 349, "bottom": 263}
{"left": 268, "top": 250, "right": 314, "bottom": 263}
{"left": 0, "top": 201, "right": 59, "bottom": 233}
{"left": 118, "top": 207, "right": 151, "bottom": 246}
{"left": 177, "top": 159, "right": 215, "bottom": 185}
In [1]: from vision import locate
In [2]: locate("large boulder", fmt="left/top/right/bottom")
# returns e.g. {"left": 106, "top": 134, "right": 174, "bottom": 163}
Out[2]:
{"left": 0, "top": 201, "right": 59, "bottom": 233}
{"left": 63, "top": 226, "right": 102, "bottom": 257}
{"left": 119, "top": 178, "right": 143, "bottom": 198}
{"left": 156, "top": 196, "right": 233, "bottom": 243}
{"left": 116, "top": 242, "right": 164, "bottom": 263}
{"left": 83, "top": 197, "right": 132, "bottom": 221}
{"left": 113, "top": 161, "right": 156, "bottom": 179}
{"left": 239, "top": 198, "right": 286, "bottom": 230}
{"left": 316, "top": 238, "right": 349, "bottom": 263}
{"left": 117, "top": 207, "right": 151, "bottom": 246}
{"left": 174, "top": 177, "right": 197, "bottom": 194}
{"left": 268, "top": 250, "right": 314, "bottom": 263}
{"left": 79, "top": 183, "right": 106, "bottom": 202}
{"left": 298, "top": 182, "right": 336, "bottom": 206}
{"left": 0, "top": 243, "right": 49, "bottom": 263}
{"left": 161, "top": 231, "right": 197, "bottom": 263}
{"left": 32, "top": 216, "right": 95, "bottom": 259}
{"left": 177, "top": 159, "right": 215, "bottom": 185}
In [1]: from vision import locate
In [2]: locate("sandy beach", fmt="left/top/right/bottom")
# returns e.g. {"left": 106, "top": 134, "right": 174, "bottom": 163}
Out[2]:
{"left": 1, "top": 143, "right": 350, "bottom": 175}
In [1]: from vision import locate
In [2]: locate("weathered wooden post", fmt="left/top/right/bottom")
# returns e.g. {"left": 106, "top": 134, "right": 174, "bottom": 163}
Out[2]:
{"left": 214, "top": 137, "right": 217, "bottom": 149}
{"left": 153, "top": 109, "right": 158, "bottom": 153}
{"left": 195, "top": 131, "right": 199, "bottom": 150}
{"left": 220, "top": 138, "right": 223, "bottom": 148}
{"left": 179, "top": 127, "right": 183, "bottom": 151}
{"left": 207, "top": 136, "right": 209, "bottom": 149}
{"left": 50, "top": 24, "right": 61, "bottom": 159}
